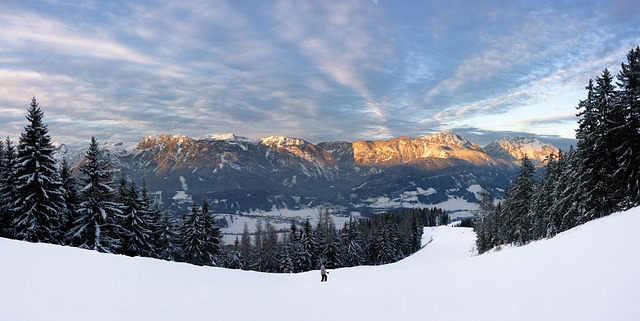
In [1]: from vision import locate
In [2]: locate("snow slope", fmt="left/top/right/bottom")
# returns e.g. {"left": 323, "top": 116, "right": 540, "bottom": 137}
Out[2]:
{"left": 2, "top": 207, "right": 640, "bottom": 321}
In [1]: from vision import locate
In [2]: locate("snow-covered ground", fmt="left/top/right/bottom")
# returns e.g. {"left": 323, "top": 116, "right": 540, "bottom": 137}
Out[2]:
{"left": 2, "top": 207, "right": 639, "bottom": 321}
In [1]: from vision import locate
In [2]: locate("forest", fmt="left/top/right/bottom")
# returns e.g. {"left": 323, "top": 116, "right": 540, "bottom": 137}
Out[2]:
{"left": 474, "top": 46, "right": 640, "bottom": 253}
{"left": 0, "top": 99, "right": 446, "bottom": 270}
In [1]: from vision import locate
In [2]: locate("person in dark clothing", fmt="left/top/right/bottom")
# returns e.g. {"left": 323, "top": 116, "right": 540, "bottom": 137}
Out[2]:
{"left": 320, "top": 264, "right": 328, "bottom": 282}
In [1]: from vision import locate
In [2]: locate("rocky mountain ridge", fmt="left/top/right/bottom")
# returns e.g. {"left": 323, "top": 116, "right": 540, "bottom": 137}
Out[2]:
{"left": 67, "top": 131, "right": 558, "bottom": 216}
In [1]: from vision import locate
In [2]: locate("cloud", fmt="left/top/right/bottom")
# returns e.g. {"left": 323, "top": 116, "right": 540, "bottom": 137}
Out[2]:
{"left": 0, "top": 0, "right": 638, "bottom": 148}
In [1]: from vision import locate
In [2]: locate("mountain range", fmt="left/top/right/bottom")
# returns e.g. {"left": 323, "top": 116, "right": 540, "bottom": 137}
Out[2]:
{"left": 65, "top": 131, "right": 558, "bottom": 217}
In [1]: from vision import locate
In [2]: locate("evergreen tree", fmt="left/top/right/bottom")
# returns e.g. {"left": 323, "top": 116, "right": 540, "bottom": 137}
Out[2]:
{"left": 556, "top": 148, "right": 581, "bottom": 231}
{"left": 340, "top": 217, "right": 365, "bottom": 267}
{"left": 315, "top": 210, "right": 342, "bottom": 268}
{"left": 410, "top": 214, "right": 423, "bottom": 252}
{"left": 286, "top": 221, "right": 312, "bottom": 273}
{"left": 59, "top": 157, "right": 79, "bottom": 244}
{"left": 154, "top": 209, "right": 181, "bottom": 261}
{"left": 12, "top": 97, "right": 66, "bottom": 243}
{"left": 182, "top": 201, "right": 209, "bottom": 266}
{"left": 262, "top": 221, "right": 279, "bottom": 272}
{"left": 277, "top": 236, "right": 295, "bottom": 273}
{"left": 298, "top": 218, "right": 316, "bottom": 270}
{"left": 501, "top": 156, "right": 535, "bottom": 245}
{"left": 238, "top": 222, "right": 252, "bottom": 269}
{"left": 120, "top": 181, "right": 154, "bottom": 257}
{"left": 201, "top": 197, "right": 222, "bottom": 265}
{"left": 224, "top": 244, "right": 243, "bottom": 270}
{"left": 575, "top": 70, "right": 619, "bottom": 222}
{"left": 530, "top": 153, "right": 558, "bottom": 240}
{"left": 181, "top": 198, "right": 221, "bottom": 266}
{"left": 70, "top": 137, "right": 123, "bottom": 253}
{"left": 474, "top": 189, "right": 497, "bottom": 253}
{"left": 0, "top": 137, "right": 18, "bottom": 239}
{"left": 250, "top": 220, "right": 265, "bottom": 271}
{"left": 615, "top": 46, "right": 640, "bottom": 207}
{"left": 373, "top": 219, "right": 397, "bottom": 265}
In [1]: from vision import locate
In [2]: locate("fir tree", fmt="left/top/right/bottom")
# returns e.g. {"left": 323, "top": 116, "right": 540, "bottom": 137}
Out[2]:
{"left": 501, "top": 156, "right": 535, "bottom": 245}
{"left": 575, "top": 70, "right": 619, "bottom": 222}
{"left": 120, "top": 181, "right": 154, "bottom": 257}
{"left": 201, "top": 197, "right": 222, "bottom": 265}
{"left": 154, "top": 209, "right": 181, "bottom": 261}
{"left": 250, "top": 220, "right": 265, "bottom": 271}
{"left": 238, "top": 222, "right": 252, "bottom": 269}
{"left": 277, "top": 238, "right": 295, "bottom": 273}
{"left": 315, "top": 210, "right": 342, "bottom": 268}
{"left": 286, "top": 221, "right": 312, "bottom": 273}
{"left": 615, "top": 46, "right": 640, "bottom": 207}
{"left": 12, "top": 97, "right": 66, "bottom": 243}
{"left": 474, "top": 189, "right": 497, "bottom": 253}
{"left": 0, "top": 137, "right": 18, "bottom": 239}
{"left": 262, "top": 221, "right": 279, "bottom": 272}
{"left": 373, "top": 220, "right": 397, "bottom": 265}
{"left": 340, "top": 217, "right": 365, "bottom": 267}
{"left": 181, "top": 198, "right": 221, "bottom": 266}
{"left": 59, "top": 157, "right": 79, "bottom": 244}
{"left": 298, "top": 218, "right": 316, "bottom": 270}
{"left": 70, "top": 137, "right": 123, "bottom": 253}
{"left": 182, "top": 201, "right": 209, "bottom": 266}
{"left": 530, "top": 153, "right": 558, "bottom": 240}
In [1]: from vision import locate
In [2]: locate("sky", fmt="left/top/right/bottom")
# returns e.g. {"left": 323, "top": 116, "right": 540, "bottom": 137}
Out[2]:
{"left": 1, "top": 0, "right": 639, "bottom": 149}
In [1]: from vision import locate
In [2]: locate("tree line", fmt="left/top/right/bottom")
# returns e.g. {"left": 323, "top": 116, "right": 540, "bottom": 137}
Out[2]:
{"left": 474, "top": 46, "right": 640, "bottom": 253}
{"left": 0, "top": 97, "right": 446, "bottom": 270}
{"left": 0, "top": 97, "right": 221, "bottom": 265}
{"left": 222, "top": 207, "right": 446, "bottom": 273}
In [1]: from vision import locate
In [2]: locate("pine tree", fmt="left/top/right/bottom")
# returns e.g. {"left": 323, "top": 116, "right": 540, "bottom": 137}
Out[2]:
{"left": 262, "top": 221, "right": 279, "bottom": 272}
{"left": 181, "top": 198, "right": 220, "bottom": 266}
{"left": 286, "top": 221, "right": 312, "bottom": 272}
{"left": 314, "top": 210, "right": 342, "bottom": 268}
{"left": 70, "top": 137, "right": 123, "bottom": 253}
{"left": 250, "top": 219, "right": 265, "bottom": 271}
{"left": 277, "top": 238, "right": 295, "bottom": 273}
{"left": 59, "top": 157, "right": 79, "bottom": 244}
{"left": 556, "top": 148, "right": 581, "bottom": 231}
{"left": 120, "top": 181, "right": 153, "bottom": 257}
{"left": 155, "top": 209, "right": 181, "bottom": 261}
{"left": 0, "top": 137, "right": 18, "bottom": 239}
{"left": 474, "top": 189, "right": 497, "bottom": 253}
{"left": 224, "top": 245, "right": 243, "bottom": 270}
{"left": 575, "top": 70, "right": 619, "bottom": 222}
{"left": 238, "top": 222, "right": 252, "bottom": 269}
{"left": 182, "top": 201, "right": 209, "bottom": 266}
{"left": 530, "top": 153, "right": 558, "bottom": 240}
{"left": 340, "top": 217, "right": 365, "bottom": 267}
{"left": 615, "top": 46, "right": 640, "bottom": 207}
{"left": 373, "top": 219, "right": 397, "bottom": 265}
{"left": 298, "top": 218, "right": 316, "bottom": 270}
{"left": 12, "top": 97, "right": 66, "bottom": 243}
{"left": 201, "top": 197, "right": 221, "bottom": 265}
{"left": 501, "top": 156, "right": 535, "bottom": 245}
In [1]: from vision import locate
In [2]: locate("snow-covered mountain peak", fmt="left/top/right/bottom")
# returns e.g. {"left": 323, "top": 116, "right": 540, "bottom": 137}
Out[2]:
{"left": 418, "top": 131, "right": 480, "bottom": 150}
{"left": 484, "top": 137, "right": 558, "bottom": 165}
{"left": 260, "top": 135, "right": 309, "bottom": 147}
{"left": 201, "top": 133, "right": 255, "bottom": 143}
{"left": 102, "top": 140, "right": 138, "bottom": 157}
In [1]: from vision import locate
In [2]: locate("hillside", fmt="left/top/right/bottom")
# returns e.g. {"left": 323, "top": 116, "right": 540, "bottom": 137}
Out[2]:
{"left": 2, "top": 207, "right": 638, "bottom": 321}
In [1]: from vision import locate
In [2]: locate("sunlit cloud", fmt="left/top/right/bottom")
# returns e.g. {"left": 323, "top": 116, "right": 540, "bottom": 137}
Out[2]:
{"left": 0, "top": 0, "right": 638, "bottom": 148}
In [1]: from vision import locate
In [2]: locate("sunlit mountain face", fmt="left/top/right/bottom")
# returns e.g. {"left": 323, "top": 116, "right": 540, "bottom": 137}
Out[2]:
{"left": 65, "top": 131, "right": 557, "bottom": 216}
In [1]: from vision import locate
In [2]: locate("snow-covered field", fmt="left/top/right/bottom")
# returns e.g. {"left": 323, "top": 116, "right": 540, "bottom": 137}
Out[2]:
{"left": 2, "top": 207, "right": 639, "bottom": 321}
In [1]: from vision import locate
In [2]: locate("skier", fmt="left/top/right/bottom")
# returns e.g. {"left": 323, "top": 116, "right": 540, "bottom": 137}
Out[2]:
{"left": 320, "top": 263, "right": 328, "bottom": 282}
